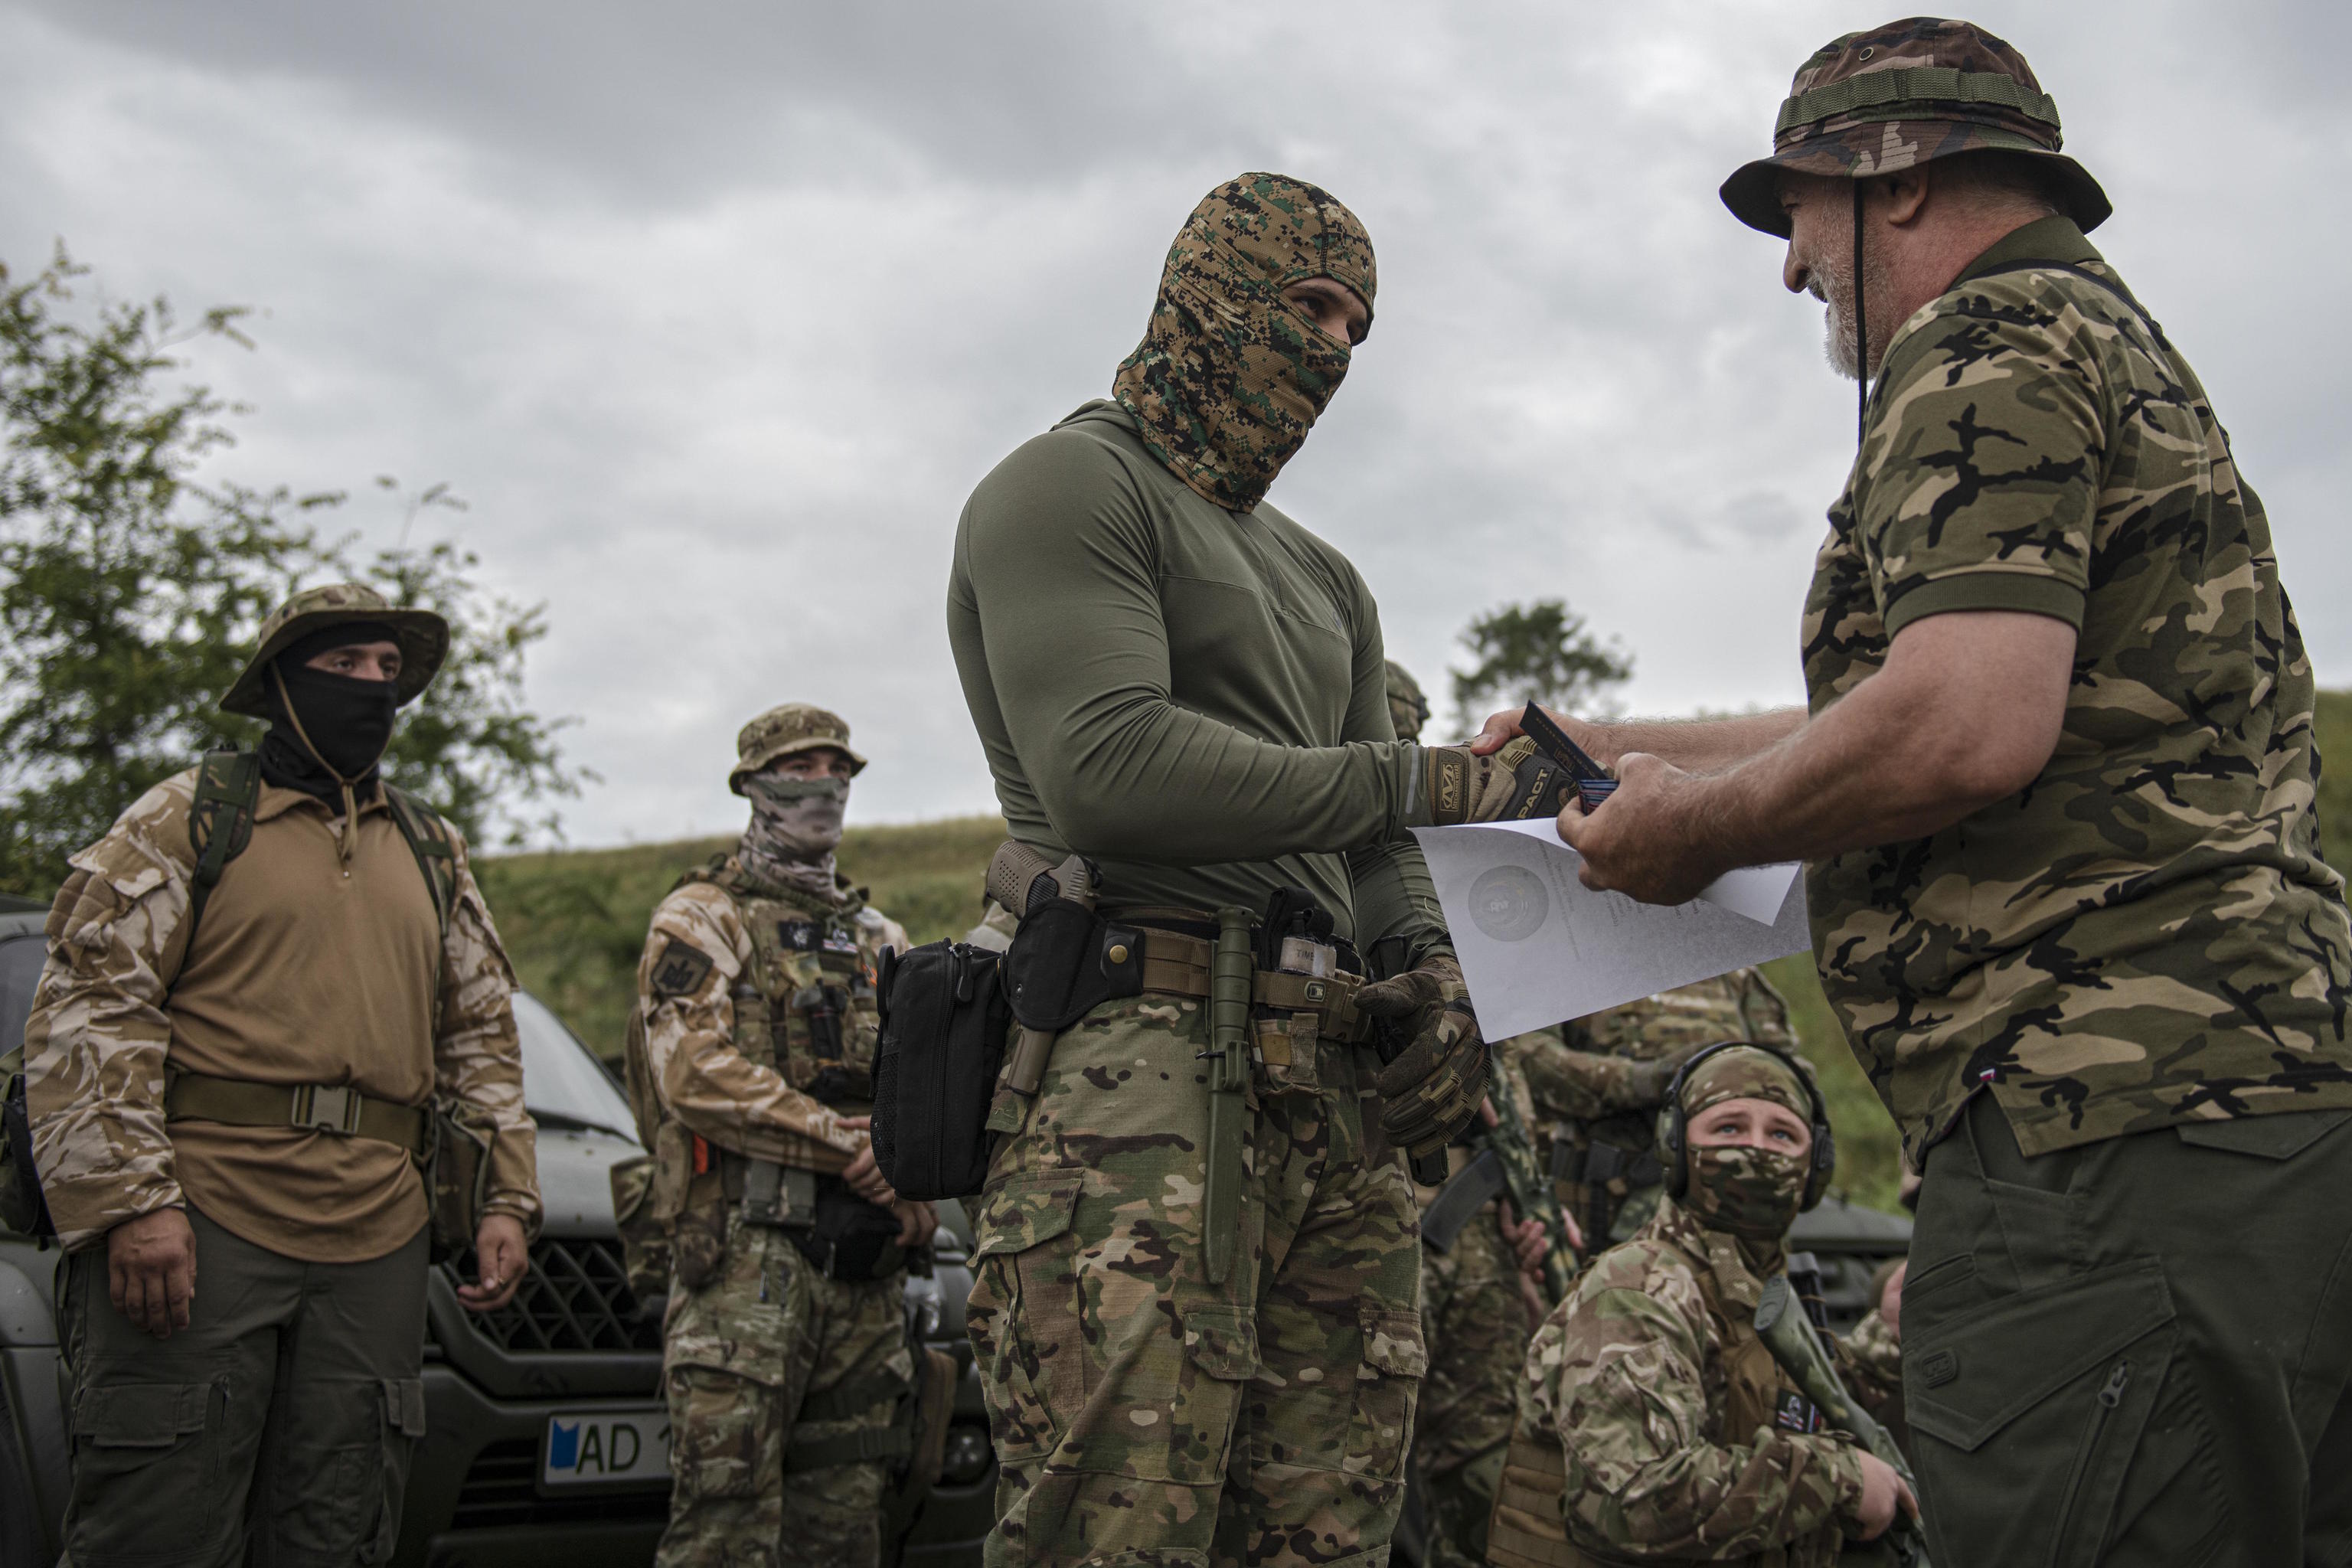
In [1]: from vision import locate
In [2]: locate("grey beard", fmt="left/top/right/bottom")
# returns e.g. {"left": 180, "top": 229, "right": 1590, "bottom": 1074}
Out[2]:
{"left": 1811, "top": 249, "right": 1892, "bottom": 383}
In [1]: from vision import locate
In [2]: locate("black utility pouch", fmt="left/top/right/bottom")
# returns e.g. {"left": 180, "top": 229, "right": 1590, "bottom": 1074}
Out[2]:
{"left": 1003, "top": 900, "right": 1144, "bottom": 1031}
{"left": 873, "top": 941, "right": 1012, "bottom": 1201}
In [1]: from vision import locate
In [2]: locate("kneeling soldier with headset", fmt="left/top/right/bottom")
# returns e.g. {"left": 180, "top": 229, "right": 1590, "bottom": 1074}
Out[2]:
{"left": 1489, "top": 1044, "right": 1913, "bottom": 1568}
{"left": 17, "top": 583, "right": 542, "bottom": 1565}
{"left": 621, "top": 704, "right": 939, "bottom": 1568}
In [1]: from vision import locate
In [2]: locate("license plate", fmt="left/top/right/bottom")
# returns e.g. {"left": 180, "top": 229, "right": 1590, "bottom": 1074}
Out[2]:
{"left": 541, "top": 1407, "right": 670, "bottom": 1487}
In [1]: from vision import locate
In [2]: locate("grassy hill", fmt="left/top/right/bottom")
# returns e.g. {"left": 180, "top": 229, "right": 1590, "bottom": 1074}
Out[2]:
{"left": 482, "top": 688, "right": 2352, "bottom": 1216}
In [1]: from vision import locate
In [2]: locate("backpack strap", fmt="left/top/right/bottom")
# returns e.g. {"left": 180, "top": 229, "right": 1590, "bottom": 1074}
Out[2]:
{"left": 185, "top": 749, "right": 262, "bottom": 947}
{"left": 381, "top": 784, "right": 456, "bottom": 942}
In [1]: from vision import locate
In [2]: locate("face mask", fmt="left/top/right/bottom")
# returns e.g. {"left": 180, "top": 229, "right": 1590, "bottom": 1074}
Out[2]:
{"left": 740, "top": 772, "right": 849, "bottom": 896}
{"left": 1112, "top": 173, "right": 1376, "bottom": 514}
{"left": 1684, "top": 1143, "right": 1808, "bottom": 1243}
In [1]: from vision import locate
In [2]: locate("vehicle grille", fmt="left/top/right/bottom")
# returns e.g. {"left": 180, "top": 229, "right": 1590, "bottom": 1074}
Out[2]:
{"left": 447, "top": 1237, "right": 663, "bottom": 1353}
{"left": 449, "top": 1439, "right": 669, "bottom": 1530}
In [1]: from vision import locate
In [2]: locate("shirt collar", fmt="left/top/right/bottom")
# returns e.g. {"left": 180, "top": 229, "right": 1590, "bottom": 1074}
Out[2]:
{"left": 253, "top": 779, "right": 389, "bottom": 825}
{"left": 1955, "top": 213, "right": 2102, "bottom": 288}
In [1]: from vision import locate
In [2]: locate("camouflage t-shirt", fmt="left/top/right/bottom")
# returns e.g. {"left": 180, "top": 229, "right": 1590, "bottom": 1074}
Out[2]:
{"left": 1802, "top": 215, "right": 2352, "bottom": 1161}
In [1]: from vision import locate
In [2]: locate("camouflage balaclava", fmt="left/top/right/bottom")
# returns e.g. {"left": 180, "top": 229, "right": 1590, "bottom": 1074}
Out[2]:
{"left": 1384, "top": 659, "right": 1429, "bottom": 742}
{"left": 1112, "top": 173, "right": 1376, "bottom": 514}
{"left": 730, "top": 704, "right": 861, "bottom": 902}
{"left": 1677, "top": 1046, "right": 1815, "bottom": 1246}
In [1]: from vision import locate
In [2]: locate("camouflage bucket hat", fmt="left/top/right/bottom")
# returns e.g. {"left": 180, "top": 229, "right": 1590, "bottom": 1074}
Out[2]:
{"left": 728, "top": 703, "right": 867, "bottom": 795}
{"left": 220, "top": 582, "right": 450, "bottom": 719}
{"left": 1720, "top": 17, "right": 2111, "bottom": 239}
{"left": 1681, "top": 1044, "right": 1813, "bottom": 1120}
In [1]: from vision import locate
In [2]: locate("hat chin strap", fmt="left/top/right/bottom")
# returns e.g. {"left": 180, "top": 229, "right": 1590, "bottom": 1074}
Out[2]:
{"left": 1853, "top": 180, "right": 1869, "bottom": 444}
{"left": 270, "top": 664, "right": 378, "bottom": 866}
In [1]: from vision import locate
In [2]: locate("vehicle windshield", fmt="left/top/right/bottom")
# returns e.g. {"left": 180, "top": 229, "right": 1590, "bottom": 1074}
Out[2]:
{"left": 512, "top": 991, "right": 637, "bottom": 1142}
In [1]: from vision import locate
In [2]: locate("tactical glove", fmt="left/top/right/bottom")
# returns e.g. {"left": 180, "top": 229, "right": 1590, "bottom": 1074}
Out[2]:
{"left": 1359, "top": 954, "right": 1489, "bottom": 1158}
{"left": 1421, "top": 737, "right": 1579, "bottom": 826}
{"left": 1618, "top": 1038, "right": 1723, "bottom": 1111}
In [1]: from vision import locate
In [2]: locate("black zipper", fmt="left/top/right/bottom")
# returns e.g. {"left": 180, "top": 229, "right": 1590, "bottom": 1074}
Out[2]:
{"left": 2047, "top": 1360, "right": 2132, "bottom": 1568}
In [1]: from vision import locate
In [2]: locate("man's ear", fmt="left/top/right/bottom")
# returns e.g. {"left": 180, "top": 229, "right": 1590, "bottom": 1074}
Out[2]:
{"left": 1878, "top": 165, "right": 1932, "bottom": 227}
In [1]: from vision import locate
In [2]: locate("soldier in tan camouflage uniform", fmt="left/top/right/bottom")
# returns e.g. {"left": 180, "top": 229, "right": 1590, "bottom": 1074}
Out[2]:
{"left": 1488, "top": 1047, "right": 1909, "bottom": 1568}
{"left": 1483, "top": 18, "right": 2352, "bottom": 1563}
{"left": 626, "top": 704, "right": 935, "bottom": 1568}
{"left": 21, "top": 583, "right": 541, "bottom": 1564}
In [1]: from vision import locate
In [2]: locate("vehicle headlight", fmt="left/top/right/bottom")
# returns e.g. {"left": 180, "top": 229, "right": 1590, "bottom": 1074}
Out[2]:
{"left": 941, "top": 1424, "right": 993, "bottom": 1487}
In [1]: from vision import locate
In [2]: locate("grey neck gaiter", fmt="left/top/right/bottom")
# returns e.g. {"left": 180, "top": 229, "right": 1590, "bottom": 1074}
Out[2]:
{"left": 738, "top": 774, "right": 848, "bottom": 903}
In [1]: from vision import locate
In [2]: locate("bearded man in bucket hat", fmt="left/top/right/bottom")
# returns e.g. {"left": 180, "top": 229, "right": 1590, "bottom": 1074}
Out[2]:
{"left": 948, "top": 174, "right": 1557, "bottom": 1566}
{"left": 622, "top": 703, "right": 935, "bottom": 1568}
{"left": 1477, "top": 18, "right": 2352, "bottom": 1565}
{"left": 20, "top": 582, "right": 541, "bottom": 1563}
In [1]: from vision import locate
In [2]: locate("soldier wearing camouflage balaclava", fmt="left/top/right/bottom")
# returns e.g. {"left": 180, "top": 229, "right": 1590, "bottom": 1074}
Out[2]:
{"left": 625, "top": 703, "right": 932, "bottom": 1568}
{"left": 946, "top": 175, "right": 1506, "bottom": 1566}
{"left": 20, "top": 583, "right": 541, "bottom": 1563}
{"left": 1489, "top": 1044, "right": 1909, "bottom": 1568}
{"left": 1477, "top": 17, "right": 2352, "bottom": 1563}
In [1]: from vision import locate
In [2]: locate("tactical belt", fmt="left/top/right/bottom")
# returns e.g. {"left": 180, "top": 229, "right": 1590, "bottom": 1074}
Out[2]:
{"left": 1114, "top": 919, "right": 1374, "bottom": 1045}
{"left": 165, "top": 1070, "right": 429, "bottom": 1156}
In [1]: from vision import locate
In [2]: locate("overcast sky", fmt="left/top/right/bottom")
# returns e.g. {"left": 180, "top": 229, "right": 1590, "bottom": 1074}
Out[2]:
{"left": 4, "top": 2, "right": 2345, "bottom": 847}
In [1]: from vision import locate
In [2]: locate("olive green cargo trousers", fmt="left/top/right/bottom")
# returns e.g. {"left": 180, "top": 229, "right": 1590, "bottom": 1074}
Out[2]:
{"left": 59, "top": 1207, "right": 429, "bottom": 1567}
{"left": 1905, "top": 1095, "right": 2352, "bottom": 1567}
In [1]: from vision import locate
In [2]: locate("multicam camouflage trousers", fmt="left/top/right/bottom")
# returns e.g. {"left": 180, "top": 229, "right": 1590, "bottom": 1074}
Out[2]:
{"left": 1412, "top": 1212, "right": 1531, "bottom": 1568}
{"left": 968, "top": 991, "right": 1426, "bottom": 1568}
{"left": 658, "top": 1212, "right": 912, "bottom": 1568}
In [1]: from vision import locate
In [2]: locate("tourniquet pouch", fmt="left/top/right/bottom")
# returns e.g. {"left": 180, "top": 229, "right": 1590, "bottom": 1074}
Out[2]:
{"left": 426, "top": 1099, "right": 498, "bottom": 1264}
{"left": 790, "top": 1180, "right": 906, "bottom": 1282}
{"left": 874, "top": 940, "right": 1011, "bottom": 1200}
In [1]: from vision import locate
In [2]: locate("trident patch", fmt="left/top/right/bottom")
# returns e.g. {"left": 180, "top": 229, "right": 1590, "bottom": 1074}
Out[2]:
{"left": 651, "top": 939, "right": 716, "bottom": 998}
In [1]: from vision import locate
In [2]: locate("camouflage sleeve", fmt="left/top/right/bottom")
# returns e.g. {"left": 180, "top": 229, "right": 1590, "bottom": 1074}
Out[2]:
{"left": 21, "top": 777, "right": 199, "bottom": 1253}
{"left": 1860, "top": 284, "right": 2104, "bottom": 639}
{"left": 1835, "top": 1308, "right": 1906, "bottom": 1432}
{"left": 639, "top": 885, "right": 863, "bottom": 1172}
{"left": 1553, "top": 1279, "right": 1867, "bottom": 1557}
{"left": 1514, "top": 1029, "right": 1669, "bottom": 1122}
{"left": 436, "top": 829, "right": 541, "bottom": 1233}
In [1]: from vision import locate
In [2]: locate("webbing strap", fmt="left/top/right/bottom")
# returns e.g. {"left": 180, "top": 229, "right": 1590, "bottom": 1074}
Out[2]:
{"left": 1130, "top": 929, "right": 1370, "bottom": 1043}
{"left": 165, "top": 1070, "right": 430, "bottom": 1155}
{"left": 781, "top": 1421, "right": 910, "bottom": 1472}
{"left": 797, "top": 1368, "right": 908, "bottom": 1424}
{"left": 186, "top": 750, "right": 260, "bottom": 942}
{"left": 1778, "top": 67, "right": 2061, "bottom": 135}
{"left": 381, "top": 785, "right": 455, "bottom": 940}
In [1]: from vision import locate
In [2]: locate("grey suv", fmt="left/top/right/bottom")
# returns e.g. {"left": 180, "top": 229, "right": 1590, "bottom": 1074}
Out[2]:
{"left": 0, "top": 899, "right": 997, "bottom": 1567}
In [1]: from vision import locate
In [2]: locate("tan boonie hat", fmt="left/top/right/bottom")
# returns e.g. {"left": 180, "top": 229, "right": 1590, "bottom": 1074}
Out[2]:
{"left": 1720, "top": 17, "right": 2111, "bottom": 239}
{"left": 220, "top": 582, "right": 450, "bottom": 718}
{"left": 728, "top": 703, "right": 867, "bottom": 794}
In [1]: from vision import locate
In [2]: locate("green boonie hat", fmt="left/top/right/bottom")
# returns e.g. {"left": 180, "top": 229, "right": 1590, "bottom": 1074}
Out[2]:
{"left": 1720, "top": 17, "right": 2110, "bottom": 240}
{"left": 729, "top": 703, "right": 867, "bottom": 795}
{"left": 220, "top": 582, "right": 450, "bottom": 719}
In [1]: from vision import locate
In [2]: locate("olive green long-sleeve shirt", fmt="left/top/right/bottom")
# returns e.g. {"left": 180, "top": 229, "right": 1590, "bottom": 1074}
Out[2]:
{"left": 948, "top": 400, "right": 1446, "bottom": 956}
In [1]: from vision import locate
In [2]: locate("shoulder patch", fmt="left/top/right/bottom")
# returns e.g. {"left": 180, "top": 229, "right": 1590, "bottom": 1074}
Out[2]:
{"left": 650, "top": 939, "right": 717, "bottom": 999}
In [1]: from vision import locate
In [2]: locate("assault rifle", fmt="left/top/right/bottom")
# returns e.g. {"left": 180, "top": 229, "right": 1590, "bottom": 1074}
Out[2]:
{"left": 1754, "top": 1273, "right": 1929, "bottom": 1567}
{"left": 1420, "top": 1085, "right": 1576, "bottom": 1308}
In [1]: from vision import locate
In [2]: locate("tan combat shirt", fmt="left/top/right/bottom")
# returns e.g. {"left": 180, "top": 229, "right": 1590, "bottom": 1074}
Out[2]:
{"left": 24, "top": 770, "right": 541, "bottom": 1261}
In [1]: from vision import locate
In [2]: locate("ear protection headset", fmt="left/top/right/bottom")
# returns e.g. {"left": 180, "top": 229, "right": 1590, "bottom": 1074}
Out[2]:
{"left": 1655, "top": 1040, "right": 1837, "bottom": 1212}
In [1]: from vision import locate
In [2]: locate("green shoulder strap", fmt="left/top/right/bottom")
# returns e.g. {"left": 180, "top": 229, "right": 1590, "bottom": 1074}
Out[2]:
{"left": 186, "top": 749, "right": 262, "bottom": 948}
{"left": 381, "top": 784, "right": 456, "bottom": 942}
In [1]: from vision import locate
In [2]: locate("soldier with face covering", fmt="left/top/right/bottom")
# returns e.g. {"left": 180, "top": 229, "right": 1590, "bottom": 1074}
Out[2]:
{"left": 1489, "top": 1046, "right": 1908, "bottom": 1568}
{"left": 21, "top": 583, "right": 539, "bottom": 1564}
{"left": 623, "top": 704, "right": 935, "bottom": 1568}
{"left": 948, "top": 175, "right": 1537, "bottom": 1566}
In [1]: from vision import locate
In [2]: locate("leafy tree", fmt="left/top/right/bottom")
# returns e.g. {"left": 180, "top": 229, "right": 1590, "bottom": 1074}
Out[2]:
{"left": 0, "top": 245, "right": 586, "bottom": 898}
{"left": 1449, "top": 599, "right": 1632, "bottom": 735}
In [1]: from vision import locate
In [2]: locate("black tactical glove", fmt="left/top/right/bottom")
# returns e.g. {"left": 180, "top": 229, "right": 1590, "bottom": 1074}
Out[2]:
{"left": 1420, "top": 737, "right": 1579, "bottom": 826}
{"left": 1358, "top": 954, "right": 1488, "bottom": 1158}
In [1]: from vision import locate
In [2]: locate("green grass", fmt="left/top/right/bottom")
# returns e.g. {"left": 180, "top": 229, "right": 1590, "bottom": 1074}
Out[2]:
{"left": 476, "top": 815, "right": 1005, "bottom": 1059}
{"left": 483, "top": 688, "right": 2352, "bottom": 1214}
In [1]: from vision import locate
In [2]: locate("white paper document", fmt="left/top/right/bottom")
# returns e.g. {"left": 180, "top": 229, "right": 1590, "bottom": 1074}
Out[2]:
{"left": 1410, "top": 819, "right": 1811, "bottom": 1040}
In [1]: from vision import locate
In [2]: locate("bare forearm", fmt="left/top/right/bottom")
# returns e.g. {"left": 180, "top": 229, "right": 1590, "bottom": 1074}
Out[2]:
{"left": 1580, "top": 708, "right": 1806, "bottom": 773}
